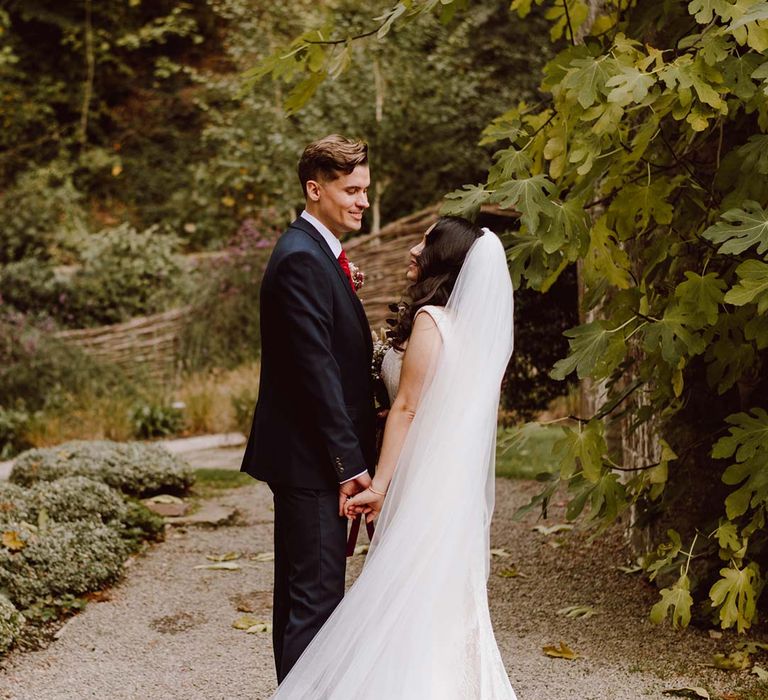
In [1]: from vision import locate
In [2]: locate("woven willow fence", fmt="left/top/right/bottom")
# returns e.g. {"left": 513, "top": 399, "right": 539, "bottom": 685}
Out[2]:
{"left": 54, "top": 204, "right": 516, "bottom": 377}
{"left": 53, "top": 306, "right": 191, "bottom": 380}
{"left": 349, "top": 203, "right": 519, "bottom": 330}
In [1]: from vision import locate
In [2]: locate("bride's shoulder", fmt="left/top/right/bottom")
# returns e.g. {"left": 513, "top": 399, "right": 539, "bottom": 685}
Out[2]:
{"left": 414, "top": 305, "right": 449, "bottom": 335}
{"left": 415, "top": 305, "right": 448, "bottom": 321}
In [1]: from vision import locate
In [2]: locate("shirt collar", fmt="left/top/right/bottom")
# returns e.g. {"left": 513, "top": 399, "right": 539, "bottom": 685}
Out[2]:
{"left": 300, "top": 210, "right": 342, "bottom": 258}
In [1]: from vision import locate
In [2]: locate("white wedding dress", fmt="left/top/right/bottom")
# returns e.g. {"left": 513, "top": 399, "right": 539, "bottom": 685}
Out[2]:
{"left": 271, "top": 230, "right": 517, "bottom": 699}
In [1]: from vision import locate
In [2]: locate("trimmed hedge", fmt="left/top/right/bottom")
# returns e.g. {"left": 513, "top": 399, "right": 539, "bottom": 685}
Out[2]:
{"left": 10, "top": 440, "right": 194, "bottom": 497}
{"left": 0, "top": 520, "right": 128, "bottom": 608}
{"left": 0, "top": 594, "right": 24, "bottom": 654}
{"left": 0, "top": 483, "right": 32, "bottom": 524}
{"left": 28, "top": 476, "right": 127, "bottom": 524}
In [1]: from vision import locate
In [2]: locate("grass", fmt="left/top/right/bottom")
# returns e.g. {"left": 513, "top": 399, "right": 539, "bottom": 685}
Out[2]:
{"left": 174, "top": 362, "right": 259, "bottom": 436}
{"left": 24, "top": 392, "right": 137, "bottom": 446}
{"left": 190, "top": 467, "right": 254, "bottom": 499}
{"left": 193, "top": 467, "right": 253, "bottom": 490}
{"left": 495, "top": 421, "right": 566, "bottom": 480}
{"left": 21, "top": 361, "right": 260, "bottom": 450}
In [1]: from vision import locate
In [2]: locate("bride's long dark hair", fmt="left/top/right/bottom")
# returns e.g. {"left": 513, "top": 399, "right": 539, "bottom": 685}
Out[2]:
{"left": 389, "top": 216, "right": 484, "bottom": 351}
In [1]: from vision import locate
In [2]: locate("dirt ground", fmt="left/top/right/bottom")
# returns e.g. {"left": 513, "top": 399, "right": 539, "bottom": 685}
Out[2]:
{"left": 0, "top": 473, "right": 766, "bottom": 700}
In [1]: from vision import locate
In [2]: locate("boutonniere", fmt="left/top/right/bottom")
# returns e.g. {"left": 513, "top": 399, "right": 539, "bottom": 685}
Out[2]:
{"left": 348, "top": 260, "right": 365, "bottom": 291}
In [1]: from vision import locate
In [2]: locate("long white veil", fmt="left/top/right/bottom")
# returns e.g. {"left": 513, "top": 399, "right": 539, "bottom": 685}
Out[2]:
{"left": 272, "top": 229, "right": 516, "bottom": 699}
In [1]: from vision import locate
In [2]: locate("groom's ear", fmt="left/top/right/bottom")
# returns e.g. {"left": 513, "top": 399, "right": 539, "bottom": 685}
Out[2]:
{"left": 306, "top": 180, "right": 321, "bottom": 202}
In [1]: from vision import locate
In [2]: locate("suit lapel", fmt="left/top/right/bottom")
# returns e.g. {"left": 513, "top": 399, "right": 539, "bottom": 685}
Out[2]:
{"left": 289, "top": 218, "right": 372, "bottom": 349}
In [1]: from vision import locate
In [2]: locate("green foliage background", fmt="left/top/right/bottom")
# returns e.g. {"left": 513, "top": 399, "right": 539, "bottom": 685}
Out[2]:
{"left": 257, "top": 0, "right": 768, "bottom": 633}
{"left": 0, "top": 0, "right": 571, "bottom": 458}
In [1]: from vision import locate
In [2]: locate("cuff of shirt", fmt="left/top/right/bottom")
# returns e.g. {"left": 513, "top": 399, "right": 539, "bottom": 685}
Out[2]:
{"left": 340, "top": 470, "right": 368, "bottom": 484}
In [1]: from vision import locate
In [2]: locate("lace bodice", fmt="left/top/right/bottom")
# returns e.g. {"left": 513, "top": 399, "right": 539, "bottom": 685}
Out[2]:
{"left": 380, "top": 305, "right": 448, "bottom": 405}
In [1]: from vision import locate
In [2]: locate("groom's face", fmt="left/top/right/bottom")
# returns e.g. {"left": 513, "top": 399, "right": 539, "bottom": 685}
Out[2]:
{"left": 307, "top": 165, "right": 370, "bottom": 237}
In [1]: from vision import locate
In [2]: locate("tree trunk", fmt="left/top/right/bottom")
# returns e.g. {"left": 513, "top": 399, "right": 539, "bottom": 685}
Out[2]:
{"left": 371, "top": 56, "right": 386, "bottom": 233}
{"left": 78, "top": 0, "right": 95, "bottom": 146}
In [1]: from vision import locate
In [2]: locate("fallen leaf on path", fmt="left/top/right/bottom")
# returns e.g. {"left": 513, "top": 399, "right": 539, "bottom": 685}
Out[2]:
{"left": 542, "top": 642, "right": 579, "bottom": 660}
{"left": 489, "top": 548, "right": 511, "bottom": 558}
{"left": 354, "top": 545, "right": 369, "bottom": 555}
{"left": 533, "top": 524, "right": 573, "bottom": 536}
{"left": 662, "top": 687, "right": 710, "bottom": 699}
{"left": 722, "top": 694, "right": 743, "bottom": 700}
{"left": 232, "top": 615, "right": 262, "bottom": 630}
{"left": 206, "top": 551, "right": 242, "bottom": 562}
{"left": 616, "top": 564, "right": 642, "bottom": 574}
{"left": 707, "top": 629, "right": 722, "bottom": 639}
{"left": 557, "top": 605, "right": 597, "bottom": 619}
{"left": 736, "top": 641, "right": 768, "bottom": 655}
{"left": 194, "top": 562, "right": 241, "bottom": 571}
{"left": 37, "top": 508, "right": 50, "bottom": 534}
{"left": 246, "top": 622, "right": 272, "bottom": 634}
{"left": 707, "top": 652, "right": 750, "bottom": 670}
{"left": 2, "top": 530, "right": 25, "bottom": 551}
{"left": 252, "top": 552, "right": 275, "bottom": 562}
{"left": 146, "top": 494, "right": 185, "bottom": 504}
{"left": 498, "top": 566, "right": 526, "bottom": 579}
{"left": 751, "top": 665, "right": 768, "bottom": 681}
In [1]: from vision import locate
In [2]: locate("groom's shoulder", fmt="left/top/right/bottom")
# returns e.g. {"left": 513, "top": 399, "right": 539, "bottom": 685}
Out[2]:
{"left": 273, "top": 221, "right": 323, "bottom": 259}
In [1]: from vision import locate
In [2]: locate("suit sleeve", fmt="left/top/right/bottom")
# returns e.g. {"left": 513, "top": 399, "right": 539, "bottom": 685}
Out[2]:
{"left": 272, "top": 250, "right": 366, "bottom": 483}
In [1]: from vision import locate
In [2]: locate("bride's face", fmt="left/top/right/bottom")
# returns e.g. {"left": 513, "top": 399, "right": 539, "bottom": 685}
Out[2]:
{"left": 406, "top": 223, "right": 436, "bottom": 282}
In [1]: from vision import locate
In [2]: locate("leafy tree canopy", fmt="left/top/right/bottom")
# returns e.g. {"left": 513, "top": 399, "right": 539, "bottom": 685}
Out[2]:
{"left": 256, "top": 0, "right": 768, "bottom": 633}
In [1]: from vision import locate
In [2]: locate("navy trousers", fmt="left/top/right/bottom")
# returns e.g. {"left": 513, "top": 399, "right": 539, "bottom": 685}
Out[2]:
{"left": 270, "top": 485, "right": 348, "bottom": 683}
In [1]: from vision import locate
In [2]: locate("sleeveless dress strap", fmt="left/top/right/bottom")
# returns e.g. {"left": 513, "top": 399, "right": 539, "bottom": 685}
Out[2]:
{"left": 414, "top": 305, "right": 447, "bottom": 339}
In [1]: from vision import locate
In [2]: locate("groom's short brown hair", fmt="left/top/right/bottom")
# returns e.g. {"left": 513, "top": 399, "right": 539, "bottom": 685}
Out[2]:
{"left": 298, "top": 135, "right": 368, "bottom": 196}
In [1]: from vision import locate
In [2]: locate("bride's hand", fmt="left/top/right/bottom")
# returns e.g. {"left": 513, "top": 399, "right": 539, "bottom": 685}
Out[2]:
{"left": 344, "top": 487, "right": 385, "bottom": 524}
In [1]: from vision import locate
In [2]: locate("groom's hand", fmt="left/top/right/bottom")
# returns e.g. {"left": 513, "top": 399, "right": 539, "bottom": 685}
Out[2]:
{"left": 338, "top": 472, "right": 371, "bottom": 516}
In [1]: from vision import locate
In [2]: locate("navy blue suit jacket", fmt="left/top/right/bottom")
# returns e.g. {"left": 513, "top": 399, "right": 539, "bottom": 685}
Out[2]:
{"left": 240, "top": 217, "right": 376, "bottom": 490}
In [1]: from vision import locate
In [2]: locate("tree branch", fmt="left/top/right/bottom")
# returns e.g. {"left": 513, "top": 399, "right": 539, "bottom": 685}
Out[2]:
{"left": 562, "top": 0, "right": 576, "bottom": 46}
{"left": 78, "top": 0, "right": 95, "bottom": 146}
{"left": 304, "top": 26, "right": 382, "bottom": 46}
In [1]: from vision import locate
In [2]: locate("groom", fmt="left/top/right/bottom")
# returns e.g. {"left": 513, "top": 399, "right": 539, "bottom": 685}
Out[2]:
{"left": 240, "top": 134, "right": 377, "bottom": 682}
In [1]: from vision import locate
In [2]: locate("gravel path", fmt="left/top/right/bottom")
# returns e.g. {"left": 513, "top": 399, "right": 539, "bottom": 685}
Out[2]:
{"left": 0, "top": 475, "right": 763, "bottom": 700}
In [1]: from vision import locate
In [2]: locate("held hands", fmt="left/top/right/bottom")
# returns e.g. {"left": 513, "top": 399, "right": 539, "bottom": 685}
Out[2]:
{"left": 344, "top": 483, "right": 386, "bottom": 524}
{"left": 338, "top": 472, "right": 371, "bottom": 516}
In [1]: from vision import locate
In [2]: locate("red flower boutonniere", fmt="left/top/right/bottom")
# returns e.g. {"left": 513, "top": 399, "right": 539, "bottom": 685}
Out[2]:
{"left": 348, "top": 260, "right": 365, "bottom": 292}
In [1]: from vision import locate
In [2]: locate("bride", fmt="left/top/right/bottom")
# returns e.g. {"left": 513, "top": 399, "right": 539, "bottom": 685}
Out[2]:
{"left": 271, "top": 215, "right": 517, "bottom": 699}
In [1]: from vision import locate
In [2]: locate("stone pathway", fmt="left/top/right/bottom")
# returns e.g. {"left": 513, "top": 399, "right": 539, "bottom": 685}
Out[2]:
{"left": 0, "top": 443, "right": 763, "bottom": 700}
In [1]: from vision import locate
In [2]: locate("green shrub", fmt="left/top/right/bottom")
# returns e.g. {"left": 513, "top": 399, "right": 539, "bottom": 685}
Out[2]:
{"left": 0, "top": 520, "right": 127, "bottom": 608}
{"left": 119, "top": 499, "right": 166, "bottom": 552}
{"left": 0, "top": 483, "right": 31, "bottom": 526}
{"left": 0, "top": 594, "right": 25, "bottom": 654}
{"left": 180, "top": 217, "right": 276, "bottom": 371}
{"left": 0, "top": 313, "right": 133, "bottom": 414}
{"left": 17, "top": 477, "right": 163, "bottom": 551}
{"left": 0, "top": 222, "right": 186, "bottom": 330}
{"left": 130, "top": 400, "right": 185, "bottom": 439}
{"left": 231, "top": 387, "right": 257, "bottom": 436}
{"left": 19, "top": 594, "right": 87, "bottom": 625}
{"left": 0, "top": 260, "right": 69, "bottom": 321}
{"left": 65, "top": 223, "right": 185, "bottom": 327}
{"left": 0, "top": 406, "right": 36, "bottom": 459}
{"left": 0, "top": 161, "right": 86, "bottom": 265}
{"left": 10, "top": 440, "right": 195, "bottom": 497}
{"left": 27, "top": 476, "right": 128, "bottom": 525}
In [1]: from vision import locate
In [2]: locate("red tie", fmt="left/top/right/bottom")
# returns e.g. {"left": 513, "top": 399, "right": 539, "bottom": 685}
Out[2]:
{"left": 337, "top": 249, "right": 356, "bottom": 292}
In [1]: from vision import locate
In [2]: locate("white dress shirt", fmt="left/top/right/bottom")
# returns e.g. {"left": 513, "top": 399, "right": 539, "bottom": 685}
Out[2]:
{"left": 300, "top": 210, "right": 342, "bottom": 257}
{"left": 299, "top": 210, "right": 368, "bottom": 485}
